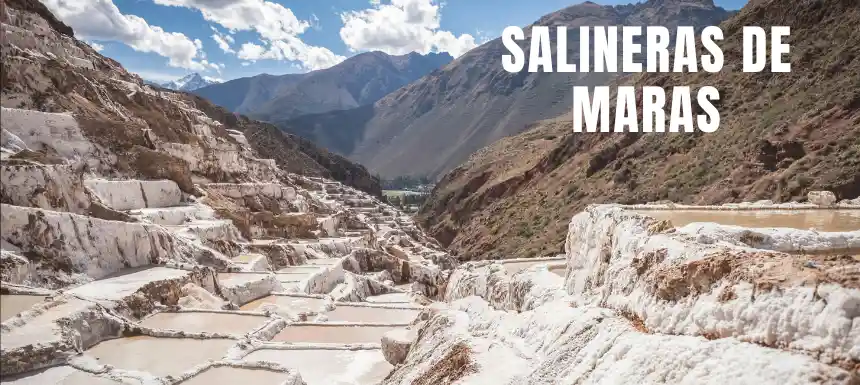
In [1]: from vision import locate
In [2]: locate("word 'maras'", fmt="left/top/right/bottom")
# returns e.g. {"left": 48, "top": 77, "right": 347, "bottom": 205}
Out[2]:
{"left": 500, "top": 26, "right": 791, "bottom": 133}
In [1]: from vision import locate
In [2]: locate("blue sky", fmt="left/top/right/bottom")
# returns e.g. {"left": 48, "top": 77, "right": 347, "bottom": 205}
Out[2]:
{"left": 43, "top": 0, "right": 748, "bottom": 83}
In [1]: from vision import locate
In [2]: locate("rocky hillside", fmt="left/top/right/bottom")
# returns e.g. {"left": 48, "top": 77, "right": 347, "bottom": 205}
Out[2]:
{"left": 0, "top": 0, "right": 380, "bottom": 196}
{"left": 276, "top": 0, "right": 734, "bottom": 178}
{"left": 418, "top": 0, "right": 860, "bottom": 260}
{"left": 1, "top": 1, "right": 454, "bottom": 383}
{"left": 194, "top": 51, "right": 452, "bottom": 122}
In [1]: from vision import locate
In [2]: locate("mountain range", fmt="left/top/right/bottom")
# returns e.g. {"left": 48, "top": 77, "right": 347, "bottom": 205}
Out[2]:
{"left": 159, "top": 73, "right": 220, "bottom": 92}
{"left": 193, "top": 51, "right": 452, "bottom": 122}
{"left": 274, "top": 0, "right": 734, "bottom": 179}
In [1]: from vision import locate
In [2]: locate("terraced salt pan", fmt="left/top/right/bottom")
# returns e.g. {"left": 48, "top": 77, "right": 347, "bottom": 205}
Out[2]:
{"left": 325, "top": 304, "right": 421, "bottom": 323}
{"left": 139, "top": 312, "right": 268, "bottom": 335}
{"left": 633, "top": 209, "right": 860, "bottom": 231}
{"left": 239, "top": 295, "right": 326, "bottom": 312}
{"left": 67, "top": 267, "right": 189, "bottom": 301}
{"left": 0, "top": 366, "right": 121, "bottom": 385}
{"left": 244, "top": 348, "right": 392, "bottom": 385}
{"left": 272, "top": 324, "right": 399, "bottom": 344}
{"left": 84, "top": 336, "right": 235, "bottom": 377}
{"left": 0, "top": 295, "right": 46, "bottom": 323}
{"left": 179, "top": 366, "right": 291, "bottom": 385}
{"left": 1, "top": 298, "right": 94, "bottom": 349}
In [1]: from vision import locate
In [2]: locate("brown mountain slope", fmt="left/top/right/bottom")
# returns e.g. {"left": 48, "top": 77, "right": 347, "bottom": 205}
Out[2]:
{"left": 277, "top": 0, "right": 734, "bottom": 178}
{"left": 1, "top": 0, "right": 380, "bottom": 196}
{"left": 417, "top": 0, "right": 860, "bottom": 260}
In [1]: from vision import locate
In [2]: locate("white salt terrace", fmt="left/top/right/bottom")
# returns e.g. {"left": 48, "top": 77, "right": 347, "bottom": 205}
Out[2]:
{"left": 0, "top": 366, "right": 123, "bottom": 385}
{"left": 2, "top": 176, "right": 429, "bottom": 383}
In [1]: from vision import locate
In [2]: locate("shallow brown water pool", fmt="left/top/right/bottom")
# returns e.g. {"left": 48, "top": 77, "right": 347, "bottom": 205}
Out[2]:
{"left": 325, "top": 305, "right": 420, "bottom": 323}
{"left": 139, "top": 312, "right": 268, "bottom": 335}
{"left": 85, "top": 336, "right": 235, "bottom": 377}
{"left": 633, "top": 210, "right": 860, "bottom": 231}
{"left": 0, "top": 295, "right": 46, "bottom": 323}
{"left": 272, "top": 325, "right": 398, "bottom": 344}
{"left": 239, "top": 295, "right": 326, "bottom": 312}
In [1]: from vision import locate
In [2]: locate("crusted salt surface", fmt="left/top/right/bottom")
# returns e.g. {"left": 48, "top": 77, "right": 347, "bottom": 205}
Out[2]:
{"left": 565, "top": 205, "right": 860, "bottom": 364}
{"left": 0, "top": 204, "right": 230, "bottom": 286}
{"left": 0, "top": 164, "right": 91, "bottom": 213}
{"left": 85, "top": 179, "right": 182, "bottom": 211}
{"left": 66, "top": 267, "right": 198, "bottom": 301}
{"left": 0, "top": 296, "right": 125, "bottom": 376}
{"left": 385, "top": 294, "right": 855, "bottom": 385}
{"left": 0, "top": 365, "right": 124, "bottom": 385}
{"left": 0, "top": 108, "right": 101, "bottom": 165}
{"left": 218, "top": 273, "right": 283, "bottom": 306}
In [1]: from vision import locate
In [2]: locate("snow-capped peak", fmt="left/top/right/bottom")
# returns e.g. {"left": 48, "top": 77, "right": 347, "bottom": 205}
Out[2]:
{"left": 160, "top": 73, "right": 220, "bottom": 91}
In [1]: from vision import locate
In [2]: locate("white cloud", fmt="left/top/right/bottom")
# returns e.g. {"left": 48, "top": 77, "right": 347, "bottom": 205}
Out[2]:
{"left": 212, "top": 32, "right": 234, "bottom": 53}
{"left": 241, "top": 61, "right": 251, "bottom": 66}
{"left": 89, "top": 42, "right": 105, "bottom": 52}
{"left": 153, "top": 0, "right": 343, "bottom": 70}
{"left": 237, "top": 38, "right": 344, "bottom": 71}
{"left": 43, "top": 0, "right": 208, "bottom": 70}
{"left": 339, "top": 0, "right": 477, "bottom": 57}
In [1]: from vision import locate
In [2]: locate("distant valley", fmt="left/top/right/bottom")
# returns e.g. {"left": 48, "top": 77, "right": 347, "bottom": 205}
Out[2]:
{"left": 272, "top": 0, "right": 735, "bottom": 179}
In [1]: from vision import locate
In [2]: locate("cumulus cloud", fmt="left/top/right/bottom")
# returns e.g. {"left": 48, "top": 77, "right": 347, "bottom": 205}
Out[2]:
{"left": 89, "top": 42, "right": 105, "bottom": 52}
{"left": 43, "top": 0, "right": 208, "bottom": 70}
{"left": 340, "top": 0, "right": 477, "bottom": 57}
{"left": 153, "top": 0, "right": 344, "bottom": 70}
